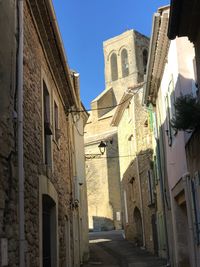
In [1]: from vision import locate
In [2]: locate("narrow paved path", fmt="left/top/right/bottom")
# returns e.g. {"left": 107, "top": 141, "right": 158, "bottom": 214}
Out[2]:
{"left": 83, "top": 230, "right": 167, "bottom": 267}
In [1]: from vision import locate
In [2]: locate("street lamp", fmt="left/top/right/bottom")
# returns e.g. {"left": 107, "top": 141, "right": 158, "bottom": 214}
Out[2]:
{"left": 98, "top": 141, "right": 107, "bottom": 155}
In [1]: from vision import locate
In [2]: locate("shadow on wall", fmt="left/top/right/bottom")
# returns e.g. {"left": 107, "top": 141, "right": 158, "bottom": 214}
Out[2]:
{"left": 106, "top": 133, "right": 122, "bottom": 230}
{"left": 121, "top": 148, "right": 155, "bottom": 245}
{"left": 90, "top": 216, "right": 115, "bottom": 232}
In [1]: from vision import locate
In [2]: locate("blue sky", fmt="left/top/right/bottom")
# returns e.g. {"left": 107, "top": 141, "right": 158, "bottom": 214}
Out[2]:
{"left": 52, "top": 0, "right": 170, "bottom": 109}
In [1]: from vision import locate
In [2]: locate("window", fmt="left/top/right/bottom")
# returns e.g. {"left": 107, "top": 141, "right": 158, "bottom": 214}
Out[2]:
{"left": 110, "top": 53, "right": 118, "bottom": 81}
{"left": 121, "top": 49, "right": 129, "bottom": 77}
{"left": 54, "top": 101, "right": 61, "bottom": 143}
{"left": 42, "top": 194, "right": 57, "bottom": 267}
{"left": 147, "top": 169, "right": 155, "bottom": 205}
{"left": 129, "top": 176, "right": 136, "bottom": 202}
{"left": 143, "top": 49, "right": 148, "bottom": 74}
{"left": 43, "top": 81, "right": 52, "bottom": 166}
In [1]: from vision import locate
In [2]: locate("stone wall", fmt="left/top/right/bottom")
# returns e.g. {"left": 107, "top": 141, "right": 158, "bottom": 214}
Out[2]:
{"left": 23, "top": 1, "right": 73, "bottom": 266}
{"left": 0, "top": 1, "right": 79, "bottom": 266}
{"left": 0, "top": 1, "right": 18, "bottom": 266}
{"left": 85, "top": 131, "right": 122, "bottom": 231}
{"left": 120, "top": 90, "right": 156, "bottom": 254}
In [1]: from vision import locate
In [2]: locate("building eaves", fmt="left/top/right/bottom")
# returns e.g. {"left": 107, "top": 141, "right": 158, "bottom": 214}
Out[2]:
{"left": 103, "top": 29, "right": 134, "bottom": 47}
{"left": 168, "top": 0, "right": 200, "bottom": 42}
{"left": 143, "top": 8, "right": 170, "bottom": 106}
{"left": 91, "top": 87, "right": 113, "bottom": 103}
{"left": 28, "top": 0, "right": 78, "bottom": 110}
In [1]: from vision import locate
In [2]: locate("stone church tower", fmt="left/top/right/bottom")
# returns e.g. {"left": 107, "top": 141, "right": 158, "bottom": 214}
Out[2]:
{"left": 84, "top": 29, "right": 149, "bottom": 231}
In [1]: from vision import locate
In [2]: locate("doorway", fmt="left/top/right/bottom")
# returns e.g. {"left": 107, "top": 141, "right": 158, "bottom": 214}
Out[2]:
{"left": 133, "top": 207, "right": 143, "bottom": 246}
{"left": 42, "top": 194, "right": 56, "bottom": 267}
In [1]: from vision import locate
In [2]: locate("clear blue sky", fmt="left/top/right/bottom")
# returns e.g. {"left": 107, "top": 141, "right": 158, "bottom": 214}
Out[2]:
{"left": 52, "top": 0, "right": 169, "bottom": 109}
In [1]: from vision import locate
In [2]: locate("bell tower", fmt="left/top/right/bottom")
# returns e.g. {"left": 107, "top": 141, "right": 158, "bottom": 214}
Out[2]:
{"left": 103, "top": 30, "right": 149, "bottom": 103}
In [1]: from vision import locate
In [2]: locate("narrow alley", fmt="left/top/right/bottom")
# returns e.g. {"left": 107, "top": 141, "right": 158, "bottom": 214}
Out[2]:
{"left": 83, "top": 231, "right": 167, "bottom": 267}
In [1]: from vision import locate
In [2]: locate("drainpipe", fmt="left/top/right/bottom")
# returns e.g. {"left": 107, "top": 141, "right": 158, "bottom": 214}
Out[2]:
{"left": 156, "top": 138, "right": 170, "bottom": 266}
{"left": 133, "top": 92, "right": 146, "bottom": 248}
{"left": 17, "top": 0, "right": 25, "bottom": 266}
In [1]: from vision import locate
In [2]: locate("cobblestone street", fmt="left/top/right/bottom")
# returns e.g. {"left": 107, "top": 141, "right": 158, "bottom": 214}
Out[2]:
{"left": 83, "top": 231, "right": 167, "bottom": 267}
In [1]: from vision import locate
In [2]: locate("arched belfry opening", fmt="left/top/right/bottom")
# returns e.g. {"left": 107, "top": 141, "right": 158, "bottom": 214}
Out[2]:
{"left": 143, "top": 49, "right": 148, "bottom": 74}
{"left": 121, "top": 49, "right": 129, "bottom": 77}
{"left": 110, "top": 53, "right": 118, "bottom": 81}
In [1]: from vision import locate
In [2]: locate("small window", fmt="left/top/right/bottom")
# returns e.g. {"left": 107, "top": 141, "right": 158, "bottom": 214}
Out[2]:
{"left": 128, "top": 134, "right": 134, "bottom": 157}
{"left": 110, "top": 53, "right": 118, "bottom": 81}
{"left": 43, "top": 81, "right": 52, "bottom": 166}
{"left": 129, "top": 176, "right": 136, "bottom": 202}
{"left": 143, "top": 49, "right": 148, "bottom": 74}
{"left": 43, "top": 83, "right": 53, "bottom": 135}
{"left": 121, "top": 49, "right": 129, "bottom": 77}
{"left": 54, "top": 101, "right": 61, "bottom": 143}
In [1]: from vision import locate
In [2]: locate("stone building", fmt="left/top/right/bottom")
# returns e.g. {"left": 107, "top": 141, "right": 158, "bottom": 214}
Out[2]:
{"left": 70, "top": 72, "right": 89, "bottom": 264}
{"left": 84, "top": 30, "right": 149, "bottom": 231}
{"left": 111, "top": 84, "right": 157, "bottom": 254}
{"left": 0, "top": 1, "right": 88, "bottom": 266}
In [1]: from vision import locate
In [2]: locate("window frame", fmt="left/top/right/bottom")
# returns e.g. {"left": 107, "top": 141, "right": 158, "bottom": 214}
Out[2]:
{"left": 53, "top": 96, "right": 61, "bottom": 146}
{"left": 42, "top": 79, "right": 53, "bottom": 168}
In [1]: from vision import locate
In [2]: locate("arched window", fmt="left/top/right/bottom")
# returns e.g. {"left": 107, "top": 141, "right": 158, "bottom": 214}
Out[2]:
{"left": 110, "top": 53, "right": 118, "bottom": 81}
{"left": 143, "top": 49, "right": 148, "bottom": 74}
{"left": 121, "top": 49, "right": 129, "bottom": 77}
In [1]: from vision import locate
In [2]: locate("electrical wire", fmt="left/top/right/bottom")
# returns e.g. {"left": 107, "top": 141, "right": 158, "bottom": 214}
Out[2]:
{"left": 69, "top": 83, "right": 145, "bottom": 113}
{"left": 71, "top": 112, "right": 85, "bottom": 136}
{"left": 85, "top": 150, "right": 152, "bottom": 159}
{"left": 70, "top": 82, "right": 145, "bottom": 136}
